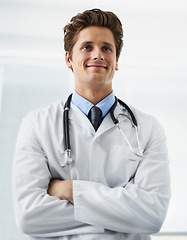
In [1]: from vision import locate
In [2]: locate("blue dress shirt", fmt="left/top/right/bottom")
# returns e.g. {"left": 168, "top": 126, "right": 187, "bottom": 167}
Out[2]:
{"left": 72, "top": 91, "right": 115, "bottom": 123}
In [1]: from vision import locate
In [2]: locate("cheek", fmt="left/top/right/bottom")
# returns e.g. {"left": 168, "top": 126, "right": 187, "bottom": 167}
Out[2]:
{"left": 110, "top": 60, "right": 118, "bottom": 71}
{"left": 72, "top": 60, "right": 85, "bottom": 76}
{"left": 107, "top": 54, "right": 117, "bottom": 66}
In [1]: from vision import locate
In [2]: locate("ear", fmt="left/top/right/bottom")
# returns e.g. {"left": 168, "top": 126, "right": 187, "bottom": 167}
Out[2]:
{"left": 115, "top": 62, "right": 119, "bottom": 71}
{"left": 65, "top": 51, "right": 72, "bottom": 69}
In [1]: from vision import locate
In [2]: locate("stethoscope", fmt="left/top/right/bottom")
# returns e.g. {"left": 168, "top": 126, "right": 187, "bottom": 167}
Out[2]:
{"left": 62, "top": 93, "right": 144, "bottom": 167}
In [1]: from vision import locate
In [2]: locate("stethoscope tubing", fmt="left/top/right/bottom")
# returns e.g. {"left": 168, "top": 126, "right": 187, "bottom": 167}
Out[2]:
{"left": 62, "top": 94, "right": 143, "bottom": 167}
{"left": 63, "top": 94, "right": 73, "bottom": 152}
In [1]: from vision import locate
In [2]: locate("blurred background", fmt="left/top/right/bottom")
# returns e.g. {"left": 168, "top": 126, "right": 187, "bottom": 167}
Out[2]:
{"left": 0, "top": 0, "right": 187, "bottom": 239}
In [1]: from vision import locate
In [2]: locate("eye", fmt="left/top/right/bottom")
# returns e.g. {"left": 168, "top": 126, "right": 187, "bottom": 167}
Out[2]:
{"left": 82, "top": 45, "right": 92, "bottom": 51}
{"left": 102, "top": 46, "right": 112, "bottom": 52}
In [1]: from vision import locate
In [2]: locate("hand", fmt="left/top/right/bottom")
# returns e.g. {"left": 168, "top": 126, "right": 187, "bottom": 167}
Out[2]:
{"left": 48, "top": 179, "right": 74, "bottom": 204}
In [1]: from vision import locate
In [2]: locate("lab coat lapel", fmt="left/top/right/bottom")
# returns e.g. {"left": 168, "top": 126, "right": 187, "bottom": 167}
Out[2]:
{"left": 95, "top": 113, "right": 114, "bottom": 138}
{"left": 69, "top": 103, "right": 95, "bottom": 134}
{"left": 95, "top": 103, "right": 127, "bottom": 139}
{"left": 68, "top": 102, "right": 128, "bottom": 138}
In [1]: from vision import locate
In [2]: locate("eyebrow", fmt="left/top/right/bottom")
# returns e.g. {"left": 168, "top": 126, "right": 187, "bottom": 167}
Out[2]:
{"left": 80, "top": 41, "right": 93, "bottom": 46}
{"left": 103, "top": 42, "right": 114, "bottom": 48}
{"left": 80, "top": 41, "right": 114, "bottom": 48}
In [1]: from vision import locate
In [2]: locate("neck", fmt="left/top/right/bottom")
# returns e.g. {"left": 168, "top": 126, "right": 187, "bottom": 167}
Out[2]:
{"left": 75, "top": 86, "right": 112, "bottom": 105}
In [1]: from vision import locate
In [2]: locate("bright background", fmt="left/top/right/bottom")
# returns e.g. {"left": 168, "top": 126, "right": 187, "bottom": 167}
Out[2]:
{"left": 0, "top": 0, "right": 187, "bottom": 239}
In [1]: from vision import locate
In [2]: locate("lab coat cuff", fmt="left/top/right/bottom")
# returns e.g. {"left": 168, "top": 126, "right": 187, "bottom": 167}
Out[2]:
{"left": 73, "top": 180, "right": 105, "bottom": 233}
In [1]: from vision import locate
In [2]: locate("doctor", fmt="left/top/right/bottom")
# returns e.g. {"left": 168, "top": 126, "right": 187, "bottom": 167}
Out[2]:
{"left": 13, "top": 9, "right": 171, "bottom": 240}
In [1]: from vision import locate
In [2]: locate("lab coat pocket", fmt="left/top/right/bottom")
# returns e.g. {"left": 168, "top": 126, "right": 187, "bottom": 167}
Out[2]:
{"left": 126, "top": 148, "right": 143, "bottom": 161}
{"left": 105, "top": 145, "right": 143, "bottom": 187}
{"left": 112, "top": 145, "right": 142, "bottom": 161}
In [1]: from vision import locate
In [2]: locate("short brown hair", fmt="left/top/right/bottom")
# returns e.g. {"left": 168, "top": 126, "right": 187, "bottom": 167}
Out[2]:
{"left": 64, "top": 9, "right": 123, "bottom": 60}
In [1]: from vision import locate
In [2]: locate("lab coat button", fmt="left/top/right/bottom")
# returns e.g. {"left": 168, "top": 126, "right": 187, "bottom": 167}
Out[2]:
{"left": 94, "top": 139, "right": 98, "bottom": 144}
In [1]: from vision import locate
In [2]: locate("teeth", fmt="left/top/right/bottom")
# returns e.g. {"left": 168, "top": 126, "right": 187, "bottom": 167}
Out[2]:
{"left": 87, "top": 65, "right": 106, "bottom": 68}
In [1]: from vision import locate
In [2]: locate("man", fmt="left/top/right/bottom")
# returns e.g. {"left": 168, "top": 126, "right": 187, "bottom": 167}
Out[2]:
{"left": 13, "top": 9, "right": 171, "bottom": 240}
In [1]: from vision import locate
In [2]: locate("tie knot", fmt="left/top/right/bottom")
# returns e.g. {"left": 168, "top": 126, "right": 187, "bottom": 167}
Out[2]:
{"left": 89, "top": 106, "right": 102, "bottom": 131}
{"left": 90, "top": 106, "right": 102, "bottom": 120}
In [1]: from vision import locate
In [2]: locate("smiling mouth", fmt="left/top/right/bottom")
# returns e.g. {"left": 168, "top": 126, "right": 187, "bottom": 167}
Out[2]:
{"left": 86, "top": 64, "right": 107, "bottom": 69}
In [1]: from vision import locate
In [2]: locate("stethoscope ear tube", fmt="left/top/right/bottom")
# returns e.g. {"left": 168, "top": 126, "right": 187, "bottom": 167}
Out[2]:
{"left": 117, "top": 98, "right": 138, "bottom": 127}
{"left": 110, "top": 97, "right": 119, "bottom": 124}
{"left": 110, "top": 97, "right": 138, "bottom": 127}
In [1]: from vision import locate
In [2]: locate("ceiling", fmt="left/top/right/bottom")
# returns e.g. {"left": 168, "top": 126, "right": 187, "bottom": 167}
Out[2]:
{"left": 0, "top": 0, "right": 186, "bottom": 69}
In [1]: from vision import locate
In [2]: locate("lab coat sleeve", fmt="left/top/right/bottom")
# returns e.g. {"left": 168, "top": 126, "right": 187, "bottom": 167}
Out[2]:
{"left": 73, "top": 117, "right": 171, "bottom": 234}
{"left": 12, "top": 114, "right": 104, "bottom": 237}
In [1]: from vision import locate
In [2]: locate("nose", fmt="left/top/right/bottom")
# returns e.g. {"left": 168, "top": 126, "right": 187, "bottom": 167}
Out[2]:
{"left": 92, "top": 47, "right": 104, "bottom": 60}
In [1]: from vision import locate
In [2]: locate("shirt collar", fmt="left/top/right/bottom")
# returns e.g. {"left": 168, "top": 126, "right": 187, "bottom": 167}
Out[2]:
{"left": 72, "top": 90, "right": 115, "bottom": 118}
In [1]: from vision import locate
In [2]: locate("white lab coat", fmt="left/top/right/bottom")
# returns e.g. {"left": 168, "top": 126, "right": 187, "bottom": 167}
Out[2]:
{"left": 12, "top": 100, "right": 171, "bottom": 240}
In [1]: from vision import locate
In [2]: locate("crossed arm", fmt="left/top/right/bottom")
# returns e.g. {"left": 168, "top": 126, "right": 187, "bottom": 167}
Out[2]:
{"left": 48, "top": 179, "right": 74, "bottom": 204}
{"left": 13, "top": 113, "right": 171, "bottom": 236}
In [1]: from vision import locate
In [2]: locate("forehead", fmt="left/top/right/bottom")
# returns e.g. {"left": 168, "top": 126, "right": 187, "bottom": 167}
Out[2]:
{"left": 75, "top": 26, "right": 116, "bottom": 46}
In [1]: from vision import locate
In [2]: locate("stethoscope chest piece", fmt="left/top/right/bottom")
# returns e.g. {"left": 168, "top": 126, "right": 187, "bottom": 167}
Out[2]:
{"left": 61, "top": 149, "right": 74, "bottom": 168}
